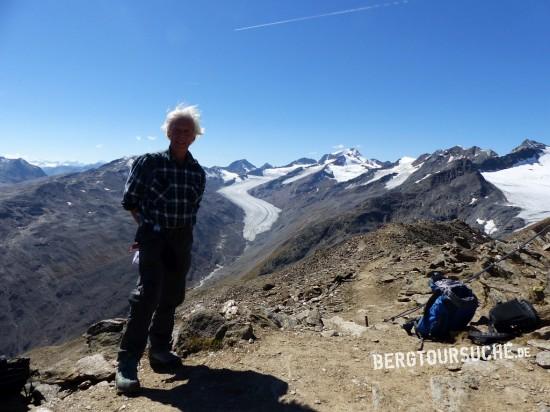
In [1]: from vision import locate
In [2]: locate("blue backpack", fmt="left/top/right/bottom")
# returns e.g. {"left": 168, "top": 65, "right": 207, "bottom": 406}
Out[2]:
{"left": 415, "top": 276, "right": 478, "bottom": 340}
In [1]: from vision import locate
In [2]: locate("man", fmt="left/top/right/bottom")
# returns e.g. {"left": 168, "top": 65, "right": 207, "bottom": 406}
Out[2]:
{"left": 115, "top": 104, "right": 206, "bottom": 394}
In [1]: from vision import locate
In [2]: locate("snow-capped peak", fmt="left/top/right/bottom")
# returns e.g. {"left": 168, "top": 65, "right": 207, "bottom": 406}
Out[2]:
{"left": 319, "top": 148, "right": 382, "bottom": 168}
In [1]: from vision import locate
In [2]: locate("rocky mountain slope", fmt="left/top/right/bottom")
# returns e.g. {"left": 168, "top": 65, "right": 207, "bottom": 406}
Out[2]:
{"left": 0, "top": 158, "right": 244, "bottom": 357}
{"left": 19, "top": 218, "right": 550, "bottom": 412}
{"left": 2, "top": 139, "right": 548, "bottom": 359}
{"left": 0, "top": 156, "right": 46, "bottom": 184}
{"left": 211, "top": 140, "right": 548, "bottom": 283}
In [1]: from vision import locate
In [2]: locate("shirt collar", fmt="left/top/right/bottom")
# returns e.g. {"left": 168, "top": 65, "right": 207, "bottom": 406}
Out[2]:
{"left": 165, "top": 147, "right": 196, "bottom": 165}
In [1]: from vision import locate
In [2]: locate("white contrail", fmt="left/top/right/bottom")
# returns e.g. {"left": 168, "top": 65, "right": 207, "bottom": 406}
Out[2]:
{"left": 235, "top": 0, "right": 409, "bottom": 31}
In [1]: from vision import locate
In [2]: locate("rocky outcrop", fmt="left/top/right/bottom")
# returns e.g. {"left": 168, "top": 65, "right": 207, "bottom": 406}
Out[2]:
{"left": 174, "top": 309, "right": 255, "bottom": 355}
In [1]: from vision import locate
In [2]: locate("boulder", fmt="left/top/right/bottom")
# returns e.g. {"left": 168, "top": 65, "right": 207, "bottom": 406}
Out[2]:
{"left": 249, "top": 310, "right": 282, "bottom": 329}
{"left": 321, "top": 316, "right": 367, "bottom": 337}
{"left": 85, "top": 319, "right": 126, "bottom": 336}
{"left": 269, "top": 312, "right": 299, "bottom": 329}
{"left": 40, "top": 354, "right": 114, "bottom": 388}
{"left": 535, "top": 351, "right": 550, "bottom": 369}
{"left": 223, "top": 322, "right": 255, "bottom": 345}
{"left": 175, "top": 310, "right": 255, "bottom": 354}
{"left": 32, "top": 383, "right": 62, "bottom": 403}
{"left": 85, "top": 318, "right": 126, "bottom": 358}
{"left": 305, "top": 308, "right": 322, "bottom": 327}
{"left": 175, "top": 310, "right": 227, "bottom": 354}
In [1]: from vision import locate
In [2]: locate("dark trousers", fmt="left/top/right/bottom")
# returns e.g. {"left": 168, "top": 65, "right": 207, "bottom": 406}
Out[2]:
{"left": 118, "top": 224, "right": 193, "bottom": 363}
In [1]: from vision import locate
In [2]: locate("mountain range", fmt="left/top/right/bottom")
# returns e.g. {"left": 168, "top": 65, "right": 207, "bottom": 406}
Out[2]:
{"left": 1, "top": 138, "right": 549, "bottom": 356}
{"left": 0, "top": 157, "right": 104, "bottom": 182}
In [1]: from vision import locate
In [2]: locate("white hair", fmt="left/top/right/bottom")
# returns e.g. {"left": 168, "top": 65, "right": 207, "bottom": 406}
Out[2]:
{"left": 161, "top": 103, "right": 204, "bottom": 136}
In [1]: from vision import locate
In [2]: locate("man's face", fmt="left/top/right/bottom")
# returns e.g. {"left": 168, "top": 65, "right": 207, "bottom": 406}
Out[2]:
{"left": 167, "top": 117, "right": 197, "bottom": 151}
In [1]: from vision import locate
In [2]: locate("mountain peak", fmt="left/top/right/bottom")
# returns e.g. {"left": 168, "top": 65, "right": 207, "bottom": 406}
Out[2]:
{"left": 511, "top": 139, "right": 547, "bottom": 154}
{"left": 319, "top": 147, "right": 364, "bottom": 165}
{"left": 0, "top": 156, "right": 46, "bottom": 183}
{"left": 224, "top": 159, "right": 257, "bottom": 175}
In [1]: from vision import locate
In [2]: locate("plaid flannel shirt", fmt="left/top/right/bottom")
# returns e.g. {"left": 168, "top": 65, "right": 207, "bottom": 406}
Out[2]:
{"left": 122, "top": 149, "right": 206, "bottom": 228}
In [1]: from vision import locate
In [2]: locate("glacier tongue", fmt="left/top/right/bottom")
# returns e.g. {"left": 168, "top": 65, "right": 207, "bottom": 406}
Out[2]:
{"left": 217, "top": 164, "right": 307, "bottom": 241}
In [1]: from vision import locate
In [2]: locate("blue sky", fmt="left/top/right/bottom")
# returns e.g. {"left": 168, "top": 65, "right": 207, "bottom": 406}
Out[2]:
{"left": 0, "top": 0, "right": 549, "bottom": 167}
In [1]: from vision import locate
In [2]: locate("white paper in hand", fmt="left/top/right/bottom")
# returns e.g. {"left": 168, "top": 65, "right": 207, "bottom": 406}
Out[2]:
{"left": 132, "top": 250, "right": 140, "bottom": 265}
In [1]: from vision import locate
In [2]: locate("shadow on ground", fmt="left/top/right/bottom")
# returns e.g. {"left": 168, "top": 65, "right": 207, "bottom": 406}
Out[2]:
{"left": 0, "top": 393, "right": 31, "bottom": 412}
{"left": 141, "top": 364, "right": 316, "bottom": 412}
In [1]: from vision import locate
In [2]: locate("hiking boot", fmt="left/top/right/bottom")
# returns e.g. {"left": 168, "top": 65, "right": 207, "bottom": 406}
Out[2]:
{"left": 148, "top": 350, "right": 182, "bottom": 369}
{"left": 115, "top": 360, "right": 140, "bottom": 395}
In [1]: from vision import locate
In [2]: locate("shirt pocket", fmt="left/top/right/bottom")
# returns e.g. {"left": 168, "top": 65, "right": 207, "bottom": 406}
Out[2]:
{"left": 173, "top": 183, "right": 198, "bottom": 206}
{"left": 149, "top": 176, "right": 172, "bottom": 206}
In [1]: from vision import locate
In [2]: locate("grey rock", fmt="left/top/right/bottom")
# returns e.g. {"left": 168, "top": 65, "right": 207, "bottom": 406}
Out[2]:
{"left": 86, "top": 318, "right": 126, "bottom": 336}
{"left": 223, "top": 322, "right": 255, "bottom": 344}
{"left": 453, "top": 250, "right": 477, "bottom": 263}
{"left": 379, "top": 274, "right": 396, "bottom": 283}
{"left": 486, "top": 288, "right": 507, "bottom": 305}
{"left": 40, "top": 354, "right": 114, "bottom": 387}
{"left": 274, "top": 313, "right": 299, "bottom": 329}
{"left": 533, "top": 326, "right": 550, "bottom": 340}
{"left": 305, "top": 308, "right": 322, "bottom": 327}
{"left": 322, "top": 316, "right": 368, "bottom": 337}
{"left": 33, "top": 383, "right": 61, "bottom": 403}
{"left": 401, "top": 277, "right": 430, "bottom": 296}
{"left": 527, "top": 340, "right": 550, "bottom": 351}
{"left": 454, "top": 236, "right": 471, "bottom": 249}
{"left": 298, "top": 286, "right": 323, "bottom": 301}
{"left": 85, "top": 320, "right": 125, "bottom": 357}
{"left": 429, "top": 255, "right": 447, "bottom": 269}
{"left": 535, "top": 351, "right": 550, "bottom": 369}
{"left": 295, "top": 310, "right": 309, "bottom": 323}
{"left": 74, "top": 354, "right": 114, "bottom": 381}
{"left": 248, "top": 310, "right": 281, "bottom": 329}
{"left": 413, "top": 294, "right": 430, "bottom": 305}
{"left": 175, "top": 309, "right": 227, "bottom": 354}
